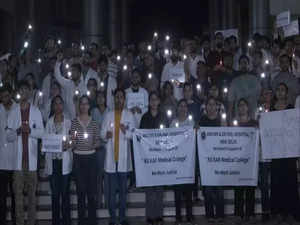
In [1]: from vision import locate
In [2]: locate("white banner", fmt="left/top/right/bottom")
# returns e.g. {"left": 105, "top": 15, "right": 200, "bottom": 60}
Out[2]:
{"left": 42, "top": 134, "right": 63, "bottom": 153}
{"left": 169, "top": 67, "right": 185, "bottom": 83}
{"left": 197, "top": 127, "right": 259, "bottom": 186}
{"left": 127, "top": 93, "right": 145, "bottom": 109}
{"left": 133, "top": 127, "right": 195, "bottom": 187}
{"left": 276, "top": 10, "right": 290, "bottom": 27}
{"left": 215, "top": 28, "right": 239, "bottom": 39}
{"left": 260, "top": 108, "right": 300, "bottom": 159}
{"left": 283, "top": 20, "right": 299, "bottom": 37}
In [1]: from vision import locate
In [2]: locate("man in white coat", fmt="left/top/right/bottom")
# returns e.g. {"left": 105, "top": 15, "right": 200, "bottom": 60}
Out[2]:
{"left": 0, "top": 84, "right": 17, "bottom": 225}
{"left": 125, "top": 69, "right": 149, "bottom": 127}
{"left": 6, "top": 80, "right": 44, "bottom": 225}
{"left": 54, "top": 54, "right": 87, "bottom": 119}
{"left": 101, "top": 88, "right": 135, "bottom": 225}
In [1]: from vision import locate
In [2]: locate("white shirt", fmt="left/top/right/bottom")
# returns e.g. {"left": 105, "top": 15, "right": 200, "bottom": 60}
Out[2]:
{"left": 0, "top": 102, "right": 18, "bottom": 170}
{"left": 125, "top": 86, "right": 149, "bottom": 127}
{"left": 54, "top": 62, "right": 87, "bottom": 119}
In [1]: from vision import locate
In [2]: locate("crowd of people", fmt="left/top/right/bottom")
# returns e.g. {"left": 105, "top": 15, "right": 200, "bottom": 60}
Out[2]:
{"left": 1, "top": 29, "right": 300, "bottom": 225}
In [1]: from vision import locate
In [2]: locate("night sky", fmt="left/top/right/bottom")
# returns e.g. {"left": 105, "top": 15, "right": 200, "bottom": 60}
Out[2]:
{"left": 130, "top": 0, "right": 209, "bottom": 42}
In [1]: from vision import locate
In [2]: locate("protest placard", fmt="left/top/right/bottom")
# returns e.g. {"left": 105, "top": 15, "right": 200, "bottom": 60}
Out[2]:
{"left": 197, "top": 127, "right": 259, "bottom": 186}
{"left": 42, "top": 134, "right": 63, "bottom": 153}
{"left": 260, "top": 108, "right": 300, "bottom": 159}
{"left": 133, "top": 127, "right": 195, "bottom": 187}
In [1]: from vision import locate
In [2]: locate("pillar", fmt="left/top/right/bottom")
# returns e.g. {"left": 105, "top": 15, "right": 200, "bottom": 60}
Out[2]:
{"left": 82, "top": 0, "right": 104, "bottom": 44}
{"left": 109, "top": 0, "right": 119, "bottom": 49}
{"left": 249, "top": 0, "right": 270, "bottom": 36}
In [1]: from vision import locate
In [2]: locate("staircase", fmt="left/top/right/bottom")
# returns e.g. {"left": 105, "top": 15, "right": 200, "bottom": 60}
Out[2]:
{"left": 6, "top": 170, "right": 300, "bottom": 221}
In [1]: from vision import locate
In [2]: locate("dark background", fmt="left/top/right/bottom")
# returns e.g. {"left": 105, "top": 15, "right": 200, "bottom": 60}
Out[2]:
{"left": 129, "top": 0, "right": 209, "bottom": 42}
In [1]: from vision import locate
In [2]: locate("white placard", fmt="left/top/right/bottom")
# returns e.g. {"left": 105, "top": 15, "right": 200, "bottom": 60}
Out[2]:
{"left": 215, "top": 28, "right": 239, "bottom": 39}
{"left": 42, "top": 134, "right": 63, "bottom": 153}
{"left": 133, "top": 127, "right": 195, "bottom": 187}
{"left": 126, "top": 93, "right": 145, "bottom": 109}
{"left": 197, "top": 127, "right": 259, "bottom": 186}
{"left": 283, "top": 19, "right": 299, "bottom": 37}
{"left": 260, "top": 108, "right": 300, "bottom": 159}
{"left": 169, "top": 67, "right": 185, "bottom": 83}
{"left": 276, "top": 10, "right": 290, "bottom": 27}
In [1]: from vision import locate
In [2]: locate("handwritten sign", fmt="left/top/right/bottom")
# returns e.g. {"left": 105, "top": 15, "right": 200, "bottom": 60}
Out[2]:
{"left": 283, "top": 19, "right": 299, "bottom": 37}
{"left": 169, "top": 67, "right": 185, "bottom": 83}
{"left": 127, "top": 93, "right": 145, "bottom": 109}
{"left": 260, "top": 108, "right": 300, "bottom": 159}
{"left": 276, "top": 10, "right": 290, "bottom": 27}
{"left": 42, "top": 134, "right": 63, "bottom": 153}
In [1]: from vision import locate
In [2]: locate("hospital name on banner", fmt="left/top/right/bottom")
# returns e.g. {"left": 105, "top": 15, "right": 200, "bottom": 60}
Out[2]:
{"left": 42, "top": 134, "right": 64, "bottom": 153}
{"left": 133, "top": 127, "right": 195, "bottom": 187}
{"left": 126, "top": 92, "right": 145, "bottom": 109}
{"left": 260, "top": 108, "right": 300, "bottom": 159}
{"left": 197, "top": 127, "right": 259, "bottom": 186}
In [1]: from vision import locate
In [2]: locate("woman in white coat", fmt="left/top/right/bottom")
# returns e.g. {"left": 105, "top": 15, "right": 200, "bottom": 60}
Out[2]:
{"left": 44, "top": 95, "right": 72, "bottom": 225}
{"left": 100, "top": 88, "right": 136, "bottom": 225}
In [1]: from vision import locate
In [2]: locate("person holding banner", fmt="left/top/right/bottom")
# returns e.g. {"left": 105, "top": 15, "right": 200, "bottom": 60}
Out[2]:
{"left": 70, "top": 95, "right": 101, "bottom": 225}
{"left": 170, "top": 99, "right": 195, "bottom": 224}
{"left": 140, "top": 91, "right": 169, "bottom": 225}
{"left": 6, "top": 80, "right": 44, "bottom": 225}
{"left": 100, "top": 88, "right": 136, "bottom": 225}
{"left": 44, "top": 95, "right": 72, "bottom": 225}
{"left": 233, "top": 98, "right": 257, "bottom": 223}
{"left": 199, "top": 96, "right": 225, "bottom": 224}
{"left": 270, "top": 83, "right": 300, "bottom": 223}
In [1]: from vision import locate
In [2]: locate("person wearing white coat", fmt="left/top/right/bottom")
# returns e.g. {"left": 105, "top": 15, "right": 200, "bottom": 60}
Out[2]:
{"left": 44, "top": 95, "right": 72, "bottom": 225}
{"left": 0, "top": 84, "right": 17, "bottom": 225}
{"left": 6, "top": 80, "right": 44, "bottom": 225}
{"left": 101, "top": 88, "right": 136, "bottom": 225}
{"left": 54, "top": 59, "right": 88, "bottom": 119}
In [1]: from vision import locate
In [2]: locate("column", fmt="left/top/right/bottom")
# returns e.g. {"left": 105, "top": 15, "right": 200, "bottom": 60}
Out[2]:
{"left": 109, "top": 0, "right": 120, "bottom": 49}
{"left": 82, "top": 0, "right": 104, "bottom": 44}
{"left": 121, "top": 0, "right": 129, "bottom": 46}
{"left": 249, "top": 0, "right": 270, "bottom": 36}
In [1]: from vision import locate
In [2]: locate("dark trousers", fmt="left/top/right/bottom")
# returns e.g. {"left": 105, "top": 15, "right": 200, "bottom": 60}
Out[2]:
{"left": 203, "top": 187, "right": 224, "bottom": 219}
{"left": 259, "top": 162, "right": 271, "bottom": 214}
{"left": 234, "top": 187, "right": 255, "bottom": 218}
{"left": 174, "top": 185, "right": 193, "bottom": 221}
{"left": 0, "top": 171, "right": 16, "bottom": 225}
{"left": 74, "top": 154, "right": 97, "bottom": 225}
{"left": 106, "top": 171, "right": 128, "bottom": 224}
{"left": 49, "top": 160, "right": 71, "bottom": 225}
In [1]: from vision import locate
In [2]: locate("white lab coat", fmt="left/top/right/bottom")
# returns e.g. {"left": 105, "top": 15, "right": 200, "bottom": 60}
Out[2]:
{"left": 125, "top": 87, "right": 149, "bottom": 127}
{"left": 0, "top": 103, "right": 18, "bottom": 170}
{"left": 101, "top": 109, "right": 135, "bottom": 173}
{"left": 7, "top": 104, "right": 44, "bottom": 171}
{"left": 44, "top": 116, "right": 73, "bottom": 175}
{"left": 96, "top": 75, "right": 117, "bottom": 110}
{"left": 54, "top": 62, "right": 87, "bottom": 119}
